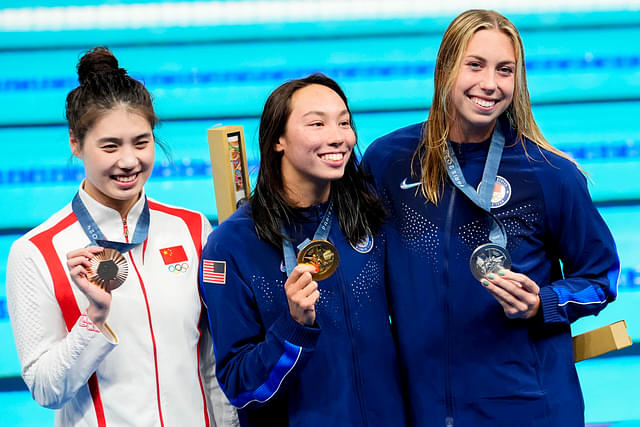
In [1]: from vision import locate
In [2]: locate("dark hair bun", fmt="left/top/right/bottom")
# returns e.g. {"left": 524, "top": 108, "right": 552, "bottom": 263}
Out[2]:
{"left": 77, "top": 46, "right": 125, "bottom": 85}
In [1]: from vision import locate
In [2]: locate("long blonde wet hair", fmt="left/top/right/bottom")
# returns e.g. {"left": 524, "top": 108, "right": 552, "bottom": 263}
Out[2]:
{"left": 414, "top": 9, "right": 576, "bottom": 205}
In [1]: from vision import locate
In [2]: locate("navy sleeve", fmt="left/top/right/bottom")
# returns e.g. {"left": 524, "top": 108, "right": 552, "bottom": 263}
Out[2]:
{"left": 538, "top": 161, "right": 620, "bottom": 324}
{"left": 361, "top": 134, "right": 395, "bottom": 213}
{"left": 199, "top": 229, "right": 321, "bottom": 409}
{"left": 361, "top": 138, "right": 381, "bottom": 187}
{"left": 362, "top": 131, "right": 398, "bottom": 187}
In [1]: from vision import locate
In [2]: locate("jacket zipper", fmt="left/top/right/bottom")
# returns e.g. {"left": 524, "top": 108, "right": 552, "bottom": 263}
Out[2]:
{"left": 443, "top": 187, "right": 457, "bottom": 427}
{"left": 122, "top": 217, "right": 129, "bottom": 242}
{"left": 337, "top": 267, "right": 369, "bottom": 426}
{"left": 123, "top": 216, "right": 164, "bottom": 424}
{"left": 129, "top": 252, "right": 166, "bottom": 426}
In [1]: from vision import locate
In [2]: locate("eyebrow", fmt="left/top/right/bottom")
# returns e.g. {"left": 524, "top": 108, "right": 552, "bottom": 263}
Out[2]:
{"left": 302, "top": 109, "right": 349, "bottom": 117}
{"left": 134, "top": 133, "right": 153, "bottom": 140}
{"left": 97, "top": 133, "right": 152, "bottom": 143}
{"left": 465, "top": 55, "right": 515, "bottom": 66}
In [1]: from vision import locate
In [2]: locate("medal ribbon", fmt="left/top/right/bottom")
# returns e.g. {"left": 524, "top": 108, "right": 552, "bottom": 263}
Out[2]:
{"left": 72, "top": 192, "right": 150, "bottom": 253}
{"left": 444, "top": 124, "right": 508, "bottom": 248}
{"left": 281, "top": 201, "right": 333, "bottom": 277}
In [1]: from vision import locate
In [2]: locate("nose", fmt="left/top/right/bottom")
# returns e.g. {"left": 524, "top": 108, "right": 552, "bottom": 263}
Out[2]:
{"left": 329, "top": 123, "right": 347, "bottom": 146}
{"left": 479, "top": 69, "right": 497, "bottom": 92}
{"left": 117, "top": 144, "right": 138, "bottom": 169}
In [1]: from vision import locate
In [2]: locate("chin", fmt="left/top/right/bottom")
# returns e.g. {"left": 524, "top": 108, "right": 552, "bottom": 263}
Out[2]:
{"left": 110, "top": 188, "right": 141, "bottom": 200}
{"left": 329, "top": 169, "right": 348, "bottom": 180}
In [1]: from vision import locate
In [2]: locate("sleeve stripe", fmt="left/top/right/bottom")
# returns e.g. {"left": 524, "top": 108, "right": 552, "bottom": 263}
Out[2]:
{"left": 607, "top": 259, "right": 621, "bottom": 300}
{"left": 229, "top": 340, "right": 302, "bottom": 409}
{"left": 556, "top": 286, "right": 608, "bottom": 307}
{"left": 557, "top": 254, "right": 621, "bottom": 308}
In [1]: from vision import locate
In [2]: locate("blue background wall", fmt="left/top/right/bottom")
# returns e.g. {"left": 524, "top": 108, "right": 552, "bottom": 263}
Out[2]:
{"left": 1, "top": 1, "right": 639, "bottom": 425}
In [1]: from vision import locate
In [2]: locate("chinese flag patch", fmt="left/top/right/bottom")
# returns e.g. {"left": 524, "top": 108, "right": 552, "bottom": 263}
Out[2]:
{"left": 203, "top": 260, "right": 226, "bottom": 285}
{"left": 159, "top": 246, "right": 188, "bottom": 265}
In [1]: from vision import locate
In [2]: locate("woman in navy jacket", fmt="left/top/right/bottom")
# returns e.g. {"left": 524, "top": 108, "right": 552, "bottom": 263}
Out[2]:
{"left": 200, "top": 74, "right": 406, "bottom": 426}
{"left": 363, "top": 9, "right": 619, "bottom": 427}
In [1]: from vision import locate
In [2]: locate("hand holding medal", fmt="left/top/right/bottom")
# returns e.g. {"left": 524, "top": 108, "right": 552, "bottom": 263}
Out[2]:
{"left": 296, "top": 239, "right": 339, "bottom": 281}
{"left": 282, "top": 202, "right": 340, "bottom": 280}
{"left": 480, "top": 269, "right": 541, "bottom": 319}
{"left": 444, "top": 123, "right": 536, "bottom": 319}
{"left": 68, "top": 192, "right": 146, "bottom": 326}
{"left": 281, "top": 203, "right": 339, "bottom": 326}
{"left": 66, "top": 246, "right": 116, "bottom": 327}
{"left": 469, "top": 243, "right": 511, "bottom": 281}
{"left": 68, "top": 247, "right": 128, "bottom": 293}
{"left": 284, "top": 264, "right": 320, "bottom": 326}
{"left": 283, "top": 239, "right": 338, "bottom": 326}
{"left": 87, "top": 248, "right": 128, "bottom": 292}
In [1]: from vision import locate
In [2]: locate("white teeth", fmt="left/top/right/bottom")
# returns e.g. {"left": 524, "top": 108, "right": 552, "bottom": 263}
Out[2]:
{"left": 115, "top": 175, "right": 136, "bottom": 183}
{"left": 472, "top": 97, "right": 496, "bottom": 108}
{"left": 320, "top": 153, "right": 344, "bottom": 161}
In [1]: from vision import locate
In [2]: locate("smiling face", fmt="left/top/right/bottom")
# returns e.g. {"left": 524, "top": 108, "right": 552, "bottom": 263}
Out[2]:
{"left": 449, "top": 29, "right": 516, "bottom": 142}
{"left": 70, "top": 106, "right": 155, "bottom": 216}
{"left": 275, "top": 83, "right": 356, "bottom": 206}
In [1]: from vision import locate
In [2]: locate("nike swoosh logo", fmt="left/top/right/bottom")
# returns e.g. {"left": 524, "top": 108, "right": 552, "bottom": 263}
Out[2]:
{"left": 400, "top": 178, "right": 422, "bottom": 190}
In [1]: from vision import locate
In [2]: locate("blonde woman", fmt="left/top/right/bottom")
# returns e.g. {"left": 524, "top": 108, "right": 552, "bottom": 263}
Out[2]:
{"left": 363, "top": 9, "right": 619, "bottom": 427}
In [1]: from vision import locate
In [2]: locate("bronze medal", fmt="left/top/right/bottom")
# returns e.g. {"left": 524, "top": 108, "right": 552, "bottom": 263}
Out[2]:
{"left": 88, "top": 248, "right": 128, "bottom": 292}
{"left": 296, "top": 239, "right": 339, "bottom": 281}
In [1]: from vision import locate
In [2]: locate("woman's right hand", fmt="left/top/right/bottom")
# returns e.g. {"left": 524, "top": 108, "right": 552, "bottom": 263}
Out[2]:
{"left": 284, "top": 264, "right": 320, "bottom": 326}
{"left": 66, "top": 246, "right": 111, "bottom": 328}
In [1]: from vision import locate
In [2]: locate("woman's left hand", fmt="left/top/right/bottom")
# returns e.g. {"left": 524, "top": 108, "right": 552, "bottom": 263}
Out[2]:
{"left": 481, "top": 270, "right": 540, "bottom": 319}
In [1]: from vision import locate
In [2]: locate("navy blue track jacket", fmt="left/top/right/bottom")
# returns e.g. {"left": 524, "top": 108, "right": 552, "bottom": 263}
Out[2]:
{"left": 362, "top": 117, "right": 620, "bottom": 427}
{"left": 200, "top": 202, "right": 407, "bottom": 426}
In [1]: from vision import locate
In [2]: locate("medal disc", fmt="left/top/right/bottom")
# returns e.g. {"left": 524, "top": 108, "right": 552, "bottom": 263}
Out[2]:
{"left": 88, "top": 248, "right": 129, "bottom": 292}
{"left": 296, "top": 239, "right": 339, "bottom": 281}
{"left": 469, "top": 243, "right": 511, "bottom": 281}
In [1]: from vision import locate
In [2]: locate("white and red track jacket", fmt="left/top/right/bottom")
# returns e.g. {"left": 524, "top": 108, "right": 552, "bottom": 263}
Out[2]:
{"left": 6, "top": 187, "right": 238, "bottom": 427}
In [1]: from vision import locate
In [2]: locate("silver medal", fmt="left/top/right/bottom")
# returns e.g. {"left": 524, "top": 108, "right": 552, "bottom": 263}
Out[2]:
{"left": 469, "top": 243, "right": 511, "bottom": 281}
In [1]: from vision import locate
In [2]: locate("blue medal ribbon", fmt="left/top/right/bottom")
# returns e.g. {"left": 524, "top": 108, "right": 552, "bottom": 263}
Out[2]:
{"left": 72, "top": 192, "right": 150, "bottom": 253}
{"left": 281, "top": 201, "right": 333, "bottom": 277}
{"left": 444, "top": 124, "right": 508, "bottom": 248}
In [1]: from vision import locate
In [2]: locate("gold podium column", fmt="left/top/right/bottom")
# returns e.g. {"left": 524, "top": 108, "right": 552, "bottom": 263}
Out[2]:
{"left": 207, "top": 126, "right": 251, "bottom": 223}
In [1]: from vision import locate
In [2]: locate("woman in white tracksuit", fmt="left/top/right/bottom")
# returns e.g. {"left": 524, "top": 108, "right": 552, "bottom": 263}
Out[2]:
{"left": 6, "top": 47, "right": 237, "bottom": 426}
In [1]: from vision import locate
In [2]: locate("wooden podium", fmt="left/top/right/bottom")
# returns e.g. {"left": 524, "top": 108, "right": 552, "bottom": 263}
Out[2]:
{"left": 573, "top": 320, "right": 632, "bottom": 362}
{"left": 207, "top": 126, "right": 251, "bottom": 223}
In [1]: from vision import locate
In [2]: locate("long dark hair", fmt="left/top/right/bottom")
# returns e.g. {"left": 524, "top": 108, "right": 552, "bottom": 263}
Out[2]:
{"left": 65, "top": 46, "right": 159, "bottom": 146}
{"left": 251, "top": 73, "right": 385, "bottom": 248}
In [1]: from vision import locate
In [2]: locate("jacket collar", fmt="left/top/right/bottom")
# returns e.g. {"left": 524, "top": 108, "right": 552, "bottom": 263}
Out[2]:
{"left": 77, "top": 182, "right": 146, "bottom": 243}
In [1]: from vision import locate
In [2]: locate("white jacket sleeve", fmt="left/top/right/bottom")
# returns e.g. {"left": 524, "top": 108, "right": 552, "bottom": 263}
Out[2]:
{"left": 198, "top": 216, "right": 239, "bottom": 427}
{"left": 199, "top": 321, "right": 240, "bottom": 427}
{"left": 6, "top": 238, "right": 117, "bottom": 409}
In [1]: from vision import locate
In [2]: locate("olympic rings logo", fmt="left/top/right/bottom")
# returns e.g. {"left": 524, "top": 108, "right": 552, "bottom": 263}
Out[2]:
{"left": 168, "top": 262, "right": 190, "bottom": 274}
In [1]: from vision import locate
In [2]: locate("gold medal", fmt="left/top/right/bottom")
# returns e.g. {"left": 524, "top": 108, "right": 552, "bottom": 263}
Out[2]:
{"left": 88, "top": 248, "right": 128, "bottom": 292}
{"left": 296, "top": 239, "right": 339, "bottom": 281}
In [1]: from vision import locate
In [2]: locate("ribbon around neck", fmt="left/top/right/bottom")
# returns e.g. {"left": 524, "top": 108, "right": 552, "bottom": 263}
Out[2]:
{"left": 444, "top": 124, "right": 508, "bottom": 248}
{"left": 72, "top": 192, "right": 150, "bottom": 253}
{"left": 281, "top": 201, "right": 333, "bottom": 277}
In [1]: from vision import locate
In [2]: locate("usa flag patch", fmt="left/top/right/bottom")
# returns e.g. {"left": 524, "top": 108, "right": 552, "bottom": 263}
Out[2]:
{"left": 203, "top": 260, "right": 226, "bottom": 285}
